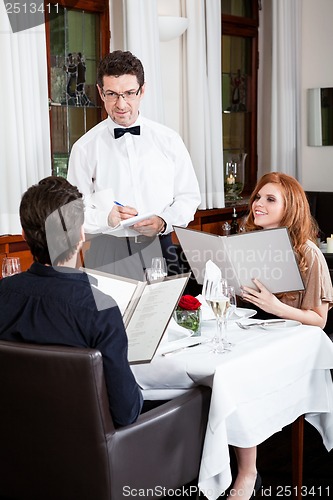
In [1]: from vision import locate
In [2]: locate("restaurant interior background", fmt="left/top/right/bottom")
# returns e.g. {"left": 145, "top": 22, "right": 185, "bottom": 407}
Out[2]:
{"left": 0, "top": 0, "right": 333, "bottom": 242}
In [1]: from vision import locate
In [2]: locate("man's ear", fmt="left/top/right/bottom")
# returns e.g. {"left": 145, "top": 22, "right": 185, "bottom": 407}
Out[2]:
{"left": 140, "top": 83, "right": 146, "bottom": 99}
{"left": 22, "top": 229, "right": 26, "bottom": 241}
{"left": 80, "top": 225, "right": 85, "bottom": 243}
{"left": 96, "top": 84, "right": 104, "bottom": 100}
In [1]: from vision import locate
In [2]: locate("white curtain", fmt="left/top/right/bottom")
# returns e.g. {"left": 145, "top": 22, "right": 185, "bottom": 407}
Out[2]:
{"left": 181, "top": 0, "right": 224, "bottom": 209}
{"left": 109, "top": 0, "right": 164, "bottom": 123}
{"left": 0, "top": 7, "right": 51, "bottom": 235}
{"left": 258, "top": 0, "right": 302, "bottom": 180}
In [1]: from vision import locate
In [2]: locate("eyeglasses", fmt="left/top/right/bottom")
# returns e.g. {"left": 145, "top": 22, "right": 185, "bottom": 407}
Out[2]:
{"left": 101, "top": 87, "right": 141, "bottom": 103}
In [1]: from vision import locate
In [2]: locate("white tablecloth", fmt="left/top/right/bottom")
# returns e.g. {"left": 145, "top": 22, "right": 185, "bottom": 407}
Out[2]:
{"left": 132, "top": 321, "right": 333, "bottom": 500}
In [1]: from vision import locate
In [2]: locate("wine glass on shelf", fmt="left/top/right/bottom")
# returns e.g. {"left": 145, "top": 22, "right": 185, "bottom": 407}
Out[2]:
{"left": 2, "top": 257, "right": 21, "bottom": 278}
{"left": 203, "top": 278, "right": 230, "bottom": 354}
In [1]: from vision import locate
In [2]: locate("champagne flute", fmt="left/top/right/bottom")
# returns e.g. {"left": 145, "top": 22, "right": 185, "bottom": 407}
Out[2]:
{"left": 223, "top": 285, "right": 236, "bottom": 350}
{"left": 203, "top": 277, "right": 227, "bottom": 345}
{"left": 203, "top": 278, "right": 230, "bottom": 354}
{"left": 2, "top": 257, "right": 21, "bottom": 277}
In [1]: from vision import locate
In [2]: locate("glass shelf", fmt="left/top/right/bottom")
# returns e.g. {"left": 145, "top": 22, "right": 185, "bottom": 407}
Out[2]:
{"left": 48, "top": 3, "right": 102, "bottom": 177}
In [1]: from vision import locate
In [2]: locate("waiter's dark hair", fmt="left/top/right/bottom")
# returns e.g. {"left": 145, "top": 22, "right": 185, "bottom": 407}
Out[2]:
{"left": 97, "top": 50, "right": 145, "bottom": 88}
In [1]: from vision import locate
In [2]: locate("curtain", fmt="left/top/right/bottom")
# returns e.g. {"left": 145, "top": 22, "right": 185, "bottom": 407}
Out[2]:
{"left": 181, "top": 0, "right": 224, "bottom": 209}
{"left": 111, "top": 0, "right": 164, "bottom": 123}
{"left": 0, "top": 7, "right": 51, "bottom": 235}
{"left": 110, "top": 0, "right": 223, "bottom": 209}
{"left": 258, "top": 0, "right": 302, "bottom": 180}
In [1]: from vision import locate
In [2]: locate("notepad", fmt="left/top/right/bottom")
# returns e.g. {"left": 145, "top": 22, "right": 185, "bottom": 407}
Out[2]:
{"left": 102, "top": 212, "right": 155, "bottom": 237}
{"left": 174, "top": 226, "right": 304, "bottom": 296}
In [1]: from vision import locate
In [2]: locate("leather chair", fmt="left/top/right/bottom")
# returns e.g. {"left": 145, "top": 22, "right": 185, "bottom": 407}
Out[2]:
{"left": 0, "top": 341, "right": 211, "bottom": 500}
{"left": 305, "top": 191, "right": 333, "bottom": 336}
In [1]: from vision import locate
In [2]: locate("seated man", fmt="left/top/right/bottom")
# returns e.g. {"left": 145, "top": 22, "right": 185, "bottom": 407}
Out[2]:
{"left": 0, "top": 176, "right": 143, "bottom": 427}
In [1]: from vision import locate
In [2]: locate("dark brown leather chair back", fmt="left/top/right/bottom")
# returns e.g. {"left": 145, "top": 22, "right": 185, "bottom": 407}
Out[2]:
{"left": 0, "top": 341, "right": 210, "bottom": 500}
{"left": 0, "top": 341, "right": 115, "bottom": 499}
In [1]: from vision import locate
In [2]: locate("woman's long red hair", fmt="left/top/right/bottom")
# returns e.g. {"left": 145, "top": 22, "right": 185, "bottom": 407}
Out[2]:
{"left": 245, "top": 172, "right": 318, "bottom": 272}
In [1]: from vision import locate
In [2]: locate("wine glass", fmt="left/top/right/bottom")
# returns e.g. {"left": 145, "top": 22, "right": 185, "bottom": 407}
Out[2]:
{"left": 223, "top": 285, "right": 237, "bottom": 350}
{"left": 203, "top": 277, "right": 227, "bottom": 345}
{"left": 145, "top": 268, "right": 164, "bottom": 283}
{"left": 203, "top": 278, "right": 230, "bottom": 354}
{"left": 150, "top": 257, "right": 167, "bottom": 280}
{"left": 2, "top": 257, "right": 21, "bottom": 277}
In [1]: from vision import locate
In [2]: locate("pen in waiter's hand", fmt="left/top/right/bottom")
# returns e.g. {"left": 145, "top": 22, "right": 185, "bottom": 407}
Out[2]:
{"left": 114, "top": 201, "right": 138, "bottom": 216}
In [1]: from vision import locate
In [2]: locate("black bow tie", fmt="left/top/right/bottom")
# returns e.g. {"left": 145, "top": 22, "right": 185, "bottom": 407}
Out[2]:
{"left": 114, "top": 126, "right": 140, "bottom": 139}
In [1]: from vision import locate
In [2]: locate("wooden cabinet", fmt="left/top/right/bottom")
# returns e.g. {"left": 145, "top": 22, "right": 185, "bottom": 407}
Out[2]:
{"left": 0, "top": 236, "right": 33, "bottom": 278}
{"left": 190, "top": 203, "right": 249, "bottom": 235}
{"left": 172, "top": 201, "right": 249, "bottom": 244}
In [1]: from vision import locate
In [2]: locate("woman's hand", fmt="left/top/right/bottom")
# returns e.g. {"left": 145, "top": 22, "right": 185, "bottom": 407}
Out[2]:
{"left": 242, "top": 278, "right": 328, "bottom": 328}
{"left": 241, "top": 278, "right": 282, "bottom": 315}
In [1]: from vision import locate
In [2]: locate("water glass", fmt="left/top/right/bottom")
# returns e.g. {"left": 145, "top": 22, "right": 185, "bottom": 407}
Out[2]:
{"left": 151, "top": 257, "right": 167, "bottom": 279}
{"left": 2, "top": 257, "right": 21, "bottom": 277}
{"left": 145, "top": 267, "right": 164, "bottom": 283}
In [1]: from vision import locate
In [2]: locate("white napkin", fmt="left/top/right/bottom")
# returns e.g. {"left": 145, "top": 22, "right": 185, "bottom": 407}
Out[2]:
{"left": 196, "top": 294, "right": 215, "bottom": 320}
{"left": 160, "top": 317, "right": 193, "bottom": 345}
{"left": 204, "top": 259, "right": 222, "bottom": 283}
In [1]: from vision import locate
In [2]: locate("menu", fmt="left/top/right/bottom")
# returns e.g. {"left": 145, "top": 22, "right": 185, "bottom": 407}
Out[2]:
{"left": 174, "top": 226, "right": 304, "bottom": 296}
{"left": 85, "top": 269, "right": 190, "bottom": 364}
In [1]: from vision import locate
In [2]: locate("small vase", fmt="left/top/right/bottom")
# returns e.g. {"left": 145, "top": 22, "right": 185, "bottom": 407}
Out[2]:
{"left": 174, "top": 308, "right": 201, "bottom": 336}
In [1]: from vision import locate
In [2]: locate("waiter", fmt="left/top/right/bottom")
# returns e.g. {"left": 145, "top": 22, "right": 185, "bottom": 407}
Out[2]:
{"left": 68, "top": 50, "right": 200, "bottom": 279}
{"left": 68, "top": 50, "right": 200, "bottom": 281}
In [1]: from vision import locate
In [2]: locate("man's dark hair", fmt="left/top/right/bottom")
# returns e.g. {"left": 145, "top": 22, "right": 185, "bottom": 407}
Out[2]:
{"left": 20, "top": 176, "right": 84, "bottom": 266}
{"left": 97, "top": 50, "right": 145, "bottom": 88}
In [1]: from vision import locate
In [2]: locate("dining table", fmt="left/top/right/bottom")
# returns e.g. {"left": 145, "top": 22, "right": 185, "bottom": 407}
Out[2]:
{"left": 131, "top": 313, "right": 333, "bottom": 500}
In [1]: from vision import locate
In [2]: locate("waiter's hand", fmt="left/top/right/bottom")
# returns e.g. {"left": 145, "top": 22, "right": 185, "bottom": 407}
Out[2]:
{"left": 108, "top": 205, "right": 138, "bottom": 227}
{"left": 133, "top": 216, "right": 165, "bottom": 237}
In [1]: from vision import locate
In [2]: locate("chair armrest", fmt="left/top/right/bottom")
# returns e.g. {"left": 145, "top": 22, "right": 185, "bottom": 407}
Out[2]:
{"left": 107, "top": 386, "right": 211, "bottom": 496}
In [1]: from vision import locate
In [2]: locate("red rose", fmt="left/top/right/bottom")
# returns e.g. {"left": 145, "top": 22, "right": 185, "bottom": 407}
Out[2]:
{"left": 178, "top": 295, "right": 201, "bottom": 311}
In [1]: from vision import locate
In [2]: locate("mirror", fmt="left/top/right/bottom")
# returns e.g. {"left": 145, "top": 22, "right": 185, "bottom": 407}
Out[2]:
{"left": 308, "top": 88, "right": 333, "bottom": 146}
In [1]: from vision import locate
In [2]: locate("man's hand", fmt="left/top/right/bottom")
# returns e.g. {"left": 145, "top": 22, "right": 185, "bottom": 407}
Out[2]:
{"left": 107, "top": 205, "right": 138, "bottom": 228}
{"left": 132, "top": 216, "right": 165, "bottom": 237}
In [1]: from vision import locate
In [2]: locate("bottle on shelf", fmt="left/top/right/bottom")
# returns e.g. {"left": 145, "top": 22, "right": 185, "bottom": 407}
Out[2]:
{"left": 230, "top": 208, "right": 239, "bottom": 234}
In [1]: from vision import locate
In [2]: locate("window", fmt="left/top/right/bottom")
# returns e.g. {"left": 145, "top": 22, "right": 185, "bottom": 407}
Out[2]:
{"left": 222, "top": 0, "right": 259, "bottom": 196}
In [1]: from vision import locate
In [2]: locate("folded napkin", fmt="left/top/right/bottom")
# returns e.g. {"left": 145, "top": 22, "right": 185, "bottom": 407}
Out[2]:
{"left": 204, "top": 259, "right": 222, "bottom": 283}
{"left": 196, "top": 294, "right": 215, "bottom": 320}
{"left": 160, "top": 317, "right": 193, "bottom": 345}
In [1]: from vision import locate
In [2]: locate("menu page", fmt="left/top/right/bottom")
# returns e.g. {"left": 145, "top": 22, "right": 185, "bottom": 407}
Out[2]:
{"left": 85, "top": 269, "right": 141, "bottom": 317}
{"left": 127, "top": 275, "right": 189, "bottom": 364}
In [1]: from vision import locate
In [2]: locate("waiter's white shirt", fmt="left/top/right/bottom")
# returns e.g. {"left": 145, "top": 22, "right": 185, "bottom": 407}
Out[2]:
{"left": 68, "top": 115, "right": 201, "bottom": 234}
